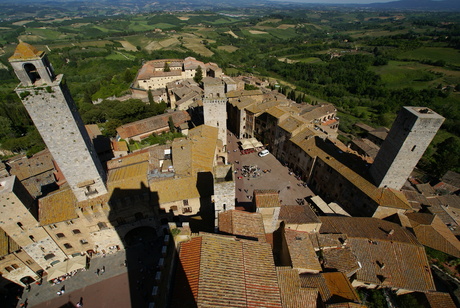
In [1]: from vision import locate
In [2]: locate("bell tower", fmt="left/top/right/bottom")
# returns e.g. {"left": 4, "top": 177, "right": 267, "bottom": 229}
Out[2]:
{"left": 9, "top": 42, "right": 107, "bottom": 202}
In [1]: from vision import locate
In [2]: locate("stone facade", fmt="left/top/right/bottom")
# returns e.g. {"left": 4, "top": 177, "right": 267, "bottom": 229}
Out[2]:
{"left": 213, "top": 165, "right": 236, "bottom": 228}
{"left": 0, "top": 176, "right": 67, "bottom": 273}
{"left": 370, "top": 107, "right": 445, "bottom": 190}
{"left": 203, "top": 77, "right": 228, "bottom": 149}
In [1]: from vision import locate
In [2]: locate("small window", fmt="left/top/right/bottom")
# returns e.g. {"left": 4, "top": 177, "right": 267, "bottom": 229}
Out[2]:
{"left": 80, "top": 239, "right": 88, "bottom": 245}
{"left": 411, "top": 145, "right": 417, "bottom": 152}
{"left": 97, "top": 222, "right": 108, "bottom": 230}
{"left": 29, "top": 235, "right": 35, "bottom": 242}
{"left": 25, "top": 260, "right": 33, "bottom": 265}
{"left": 56, "top": 233, "right": 65, "bottom": 238}
{"left": 66, "top": 220, "right": 74, "bottom": 225}
{"left": 17, "top": 222, "right": 23, "bottom": 230}
{"left": 4, "top": 266, "right": 13, "bottom": 273}
{"left": 183, "top": 199, "right": 189, "bottom": 206}
{"left": 11, "top": 264, "right": 19, "bottom": 269}
{"left": 72, "top": 229, "right": 81, "bottom": 235}
{"left": 63, "top": 243, "right": 73, "bottom": 249}
{"left": 49, "top": 224, "right": 57, "bottom": 230}
{"left": 44, "top": 253, "right": 55, "bottom": 260}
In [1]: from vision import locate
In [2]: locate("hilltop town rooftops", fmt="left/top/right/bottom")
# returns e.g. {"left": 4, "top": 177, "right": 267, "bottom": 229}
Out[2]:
{"left": 9, "top": 41, "right": 44, "bottom": 61}
{"left": 319, "top": 216, "right": 435, "bottom": 292}
{"left": 226, "top": 89, "right": 263, "bottom": 99}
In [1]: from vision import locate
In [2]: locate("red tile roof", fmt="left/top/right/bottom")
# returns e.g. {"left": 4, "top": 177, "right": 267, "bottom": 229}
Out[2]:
{"left": 175, "top": 234, "right": 283, "bottom": 307}
{"left": 218, "top": 210, "right": 266, "bottom": 242}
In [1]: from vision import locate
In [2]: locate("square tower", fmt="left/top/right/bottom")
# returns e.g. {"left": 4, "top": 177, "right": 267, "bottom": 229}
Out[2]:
{"left": 203, "top": 77, "right": 228, "bottom": 147}
{"left": 370, "top": 107, "right": 444, "bottom": 190}
{"left": 9, "top": 42, "right": 107, "bottom": 201}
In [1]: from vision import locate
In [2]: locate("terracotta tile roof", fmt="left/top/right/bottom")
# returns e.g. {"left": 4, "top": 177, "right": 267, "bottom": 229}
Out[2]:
{"left": 319, "top": 217, "right": 418, "bottom": 244}
{"left": 150, "top": 176, "right": 200, "bottom": 205}
{"left": 266, "top": 106, "right": 289, "bottom": 120}
{"left": 107, "top": 161, "right": 149, "bottom": 191}
{"left": 438, "top": 195, "right": 460, "bottom": 209}
{"left": 279, "top": 205, "right": 321, "bottom": 225}
{"left": 279, "top": 115, "right": 308, "bottom": 134}
{"left": 39, "top": 187, "right": 78, "bottom": 225}
{"left": 8, "top": 149, "right": 54, "bottom": 181}
{"left": 299, "top": 273, "right": 362, "bottom": 306}
{"left": 300, "top": 104, "right": 336, "bottom": 122}
{"left": 116, "top": 110, "right": 190, "bottom": 139}
{"left": 319, "top": 217, "right": 435, "bottom": 292}
{"left": 284, "top": 229, "right": 322, "bottom": 272}
{"left": 9, "top": 41, "right": 44, "bottom": 61}
{"left": 176, "top": 234, "right": 282, "bottom": 307}
{"left": 186, "top": 125, "right": 219, "bottom": 174}
{"left": 323, "top": 272, "right": 360, "bottom": 304}
{"left": 176, "top": 237, "right": 202, "bottom": 304}
{"left": 254, "top": 189, "right": 280, "bottom": 208}
{"left": 423, "top": 291, "right": 456, "bottom": 308}
{"left": 441, "top": 171, "right": 460, "bottom": 188}
{"left": 327, "top": 303, "right": 367, "bottom": 308}
{"left": 106, "top": 149, "right": 150, "bottom": 170}
{"left": 276, "top": 267, "right": 318, "bottom": 308}
{"left": 112, "top": 140, "right": 128, "bottom": 152}
{"left": 299, "top": 274, "right": 331, "bottom": 303}
{"left": 416, "top": 183, "right": 436, "bottom": 196}
{"left": 246, "top": 100, "right": 280, "bottom": 114}
{"left": 406, "top": 213, "right": 460, "bottom": 258}
{"left": 136, "top": 59, "right": 184, "bottom": 80}
{"left": 218, "top": 210, "right": 266, "bottom": 242}
{"left": 322, "top": 247, "right": 360, "bottom": 276}
{"left": 226, "top": 89, "right": 263, "bottom": 99}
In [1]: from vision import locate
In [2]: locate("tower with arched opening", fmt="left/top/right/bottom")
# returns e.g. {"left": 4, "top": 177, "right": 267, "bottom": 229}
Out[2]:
{"left": 9, "top": 42, "right": 107, "bottom": 202}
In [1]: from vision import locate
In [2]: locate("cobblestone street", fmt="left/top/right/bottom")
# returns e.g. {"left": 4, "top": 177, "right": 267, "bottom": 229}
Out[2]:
{"left": 226, "top": 132, "right": 315, "bottom": 208}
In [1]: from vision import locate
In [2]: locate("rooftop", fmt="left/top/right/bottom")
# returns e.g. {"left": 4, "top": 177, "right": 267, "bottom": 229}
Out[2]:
{"left": 254, "top": 189, "right": 280, "bottom": 208}
{"left": 218, "top": 210, "right": 266, "bottom": 242}
{"left": 9, "top": 41, "right": 44, "bottom": 61}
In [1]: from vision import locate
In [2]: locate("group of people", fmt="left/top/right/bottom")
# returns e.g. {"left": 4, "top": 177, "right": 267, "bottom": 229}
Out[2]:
{"left": 235, "top": 165, "right": 262, "bottom": 180}
{"left": 50, "top": 269, "right": 79, "bottom": 286}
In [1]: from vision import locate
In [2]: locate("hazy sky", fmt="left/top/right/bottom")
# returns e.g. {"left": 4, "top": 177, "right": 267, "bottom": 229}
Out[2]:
{"left": 271, "top": 0, "right": 396, "bottom": 3}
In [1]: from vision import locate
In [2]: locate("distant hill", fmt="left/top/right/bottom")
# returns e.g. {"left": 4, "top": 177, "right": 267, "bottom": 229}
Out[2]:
{"left": 368, "top": 0, "right": 460, "bottom": 11}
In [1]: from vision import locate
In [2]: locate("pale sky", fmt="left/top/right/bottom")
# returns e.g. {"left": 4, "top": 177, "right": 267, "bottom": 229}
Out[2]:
{"left": 270, "top": 0, "right": 396, "bottom": 3}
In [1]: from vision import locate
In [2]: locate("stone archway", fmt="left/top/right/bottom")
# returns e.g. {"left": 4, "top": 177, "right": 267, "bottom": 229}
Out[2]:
{"left": 124, "top": 226, "right": 157, "bottom": 247}
{"left": 23, "top": 63, "right": 41, "bottom": 84}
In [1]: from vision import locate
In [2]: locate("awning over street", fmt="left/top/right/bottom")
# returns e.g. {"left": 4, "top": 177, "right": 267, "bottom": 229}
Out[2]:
{"left": 46, "top": 255, "right": 87, "bottom": 281}
{"left": 239, "top": 138, "right": 264, "bottom": 150}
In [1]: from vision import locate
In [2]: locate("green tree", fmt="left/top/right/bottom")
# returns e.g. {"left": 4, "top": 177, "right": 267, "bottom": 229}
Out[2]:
{"left": 148, "top": 90, "right": 154, "bottom": 105}
{"left": 432, "top": 136, "right": 460, "bottom": 177}
{"left": 164, "top": 62, "right": 171, "bottom": 72}
{"left": 194, "top": 66, "right": 203, "bottom": 84}
{"left": 168, "top": 116, "right": 175, "bottom": 132}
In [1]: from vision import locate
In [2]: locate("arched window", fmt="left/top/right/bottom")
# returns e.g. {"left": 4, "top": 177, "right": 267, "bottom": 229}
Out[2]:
{"left": 23, "top": 63, "right": 41, "bottom": 84}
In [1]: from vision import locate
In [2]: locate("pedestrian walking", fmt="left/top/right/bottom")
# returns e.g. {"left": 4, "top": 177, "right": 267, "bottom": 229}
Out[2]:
{"left": 96, "top": 268, "right": 100, "bottom": 276}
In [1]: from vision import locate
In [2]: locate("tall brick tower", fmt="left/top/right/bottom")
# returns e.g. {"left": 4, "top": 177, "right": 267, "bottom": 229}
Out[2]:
{"left": 203, "top": 77, "right": 228, "bottom": 148}
{"left": 370, "top": 106, "right": 444, "bottom": 190}
{"left": 9, "top": 42, "right": 107, "bottom": 201}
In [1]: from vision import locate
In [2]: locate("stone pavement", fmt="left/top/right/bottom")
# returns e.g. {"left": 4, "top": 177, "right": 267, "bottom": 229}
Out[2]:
{"left": 17, "top": 251, "right": 128, "bottom": 308}
{"left": 226, "top": 132, "right": 315, "bottom": 207}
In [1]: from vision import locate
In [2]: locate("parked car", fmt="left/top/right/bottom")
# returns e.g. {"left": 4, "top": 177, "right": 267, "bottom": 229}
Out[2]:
{"left": 258, "top": 149, "right": 269, "bottom": 157}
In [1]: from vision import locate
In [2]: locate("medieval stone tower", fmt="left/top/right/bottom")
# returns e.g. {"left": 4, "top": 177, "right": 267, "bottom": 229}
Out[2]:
{"left": 203, "top": 77, "right": 228, "bottom": 148}
{"left": 9, "top": 42, "right": 107, "bottom": 202}
{"left": 370, "top": 106, "right": 444, "bottom": 190}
